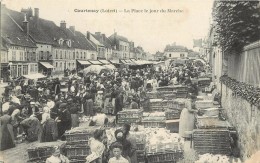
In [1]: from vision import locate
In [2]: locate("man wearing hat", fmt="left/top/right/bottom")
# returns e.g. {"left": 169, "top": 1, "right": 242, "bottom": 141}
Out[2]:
{"left": 56, "top": 103, "right": 71, "bottom": 140}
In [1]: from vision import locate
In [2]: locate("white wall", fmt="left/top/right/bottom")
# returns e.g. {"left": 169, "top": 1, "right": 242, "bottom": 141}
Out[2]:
{"left": 164, "top": 51, "right": 188, "bottom": 59}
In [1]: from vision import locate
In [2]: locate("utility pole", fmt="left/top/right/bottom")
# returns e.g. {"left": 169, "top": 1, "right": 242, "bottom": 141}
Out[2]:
{"left": 0, "top": 0, "right": 2, "bottom": 81}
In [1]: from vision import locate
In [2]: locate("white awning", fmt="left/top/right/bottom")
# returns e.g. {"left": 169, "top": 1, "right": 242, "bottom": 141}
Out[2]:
{"left": 88, "top": 60, "right": 102, "bottom": 65}
{"left": 23, "top": 73, "right": 46, "bottom": 80}
{"left": 40, "top": 62, "right": 54, "bottom": 69}
{"left": 110, "top": 60, "right": 120, "bottom": 64}
{"left": 98, "top": 60, "right": 110, "bottom": 64}
{"left": 77, "top": 60, "right": 91, "bottom": 65}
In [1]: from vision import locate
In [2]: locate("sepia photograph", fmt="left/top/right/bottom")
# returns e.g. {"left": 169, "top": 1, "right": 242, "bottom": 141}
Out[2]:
{"left": 0, "top": 0, "right": 260, "bottom": 162}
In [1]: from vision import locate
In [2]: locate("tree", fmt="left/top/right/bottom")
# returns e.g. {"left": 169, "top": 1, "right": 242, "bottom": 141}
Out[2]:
{"left": 212, "top": 1, "right": 260, "bottom": 54}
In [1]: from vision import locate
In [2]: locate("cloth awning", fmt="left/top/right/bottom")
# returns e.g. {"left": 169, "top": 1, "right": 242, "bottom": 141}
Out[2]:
{"left": 77, "top": 60, "right": 91, "bottom": 65}
{"left": 98, "top": 60, "right": 110, "bottom": 64}
{"left": 88, "top": 60, "right": 102, "bottom": 65}
{"left": 23, "top": 73, "right": 46, "bottom": 80}
{"left": 120, "top": 60, "right": 127, "bottom": 64}
{"left": 39, "top": 62, "right": 54, "bottom": 69}
{"left": 110, "top": 60, "right": 120, "bottom": 64}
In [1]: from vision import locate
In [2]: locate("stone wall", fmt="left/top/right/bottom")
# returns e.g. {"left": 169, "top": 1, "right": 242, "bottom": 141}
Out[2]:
{"left": 220, "top": 83, "right": 260, "bottom": 161}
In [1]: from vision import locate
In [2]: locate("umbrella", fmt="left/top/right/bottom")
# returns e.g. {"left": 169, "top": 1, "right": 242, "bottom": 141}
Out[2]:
{"left": 83, "top": 65, "right": 110, "bottom": 75}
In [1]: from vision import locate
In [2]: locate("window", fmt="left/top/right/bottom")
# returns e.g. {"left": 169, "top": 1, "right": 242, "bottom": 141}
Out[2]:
{"left": 84, "top": 52, "right": 86, "bottom": 59}
{"left": 40, "top": 51, "right": 44, "bottom": 60}
{"left": 47, "top": 51, "right": 50, "bottom": 60}
{"left": 91, "top": 54, "right": 95, "bottom": 60}
{"left": 11, "top": 65, "right": 17, "bottom": 78}
{"left": 73, "top": 52, "right": 75, "bottom": 59}
{"left": 56, "top": 62, "right": 58, "bottom": 68}
{"left": 80, "top": 52, "right": 83, "bottom": 59}
{"left": 35, "top": 64, "right": 38, "bottom": 72}
{"left": 180, "top": 54, "right": 184, "bottom": 57}
{"left": 17, "top": 65, "right": 22, "bottom": 77}
{"left": 56, "top": 50, "right": 58, "bottom": 59}
{"left": 60, "top": 62, "right": 62, "bottom": 69}
{"left": 76, "top": 52, "right": 79, "bottom": 59}
{"left": 59, "top": 39, "right": 64, "bottom": 45}
{"left": 23, "top": 65, "right": 28, "bottom": 75}
{"left": 32, "top": 52, "right": 36, "bottom": 61}
{"left": 12, "top": 51, "right": 16, "bottom": 61}
{"left": 60, "top": 50, "right": 62, "bottom": 59}
{"left": 30, "top": 64, "right": 34, "bottom": 73}
{"left": 24, "top": 52, "right": 28, "bottom": 61}
{"left": 67, "top": 40, "right": 71, "bottom": 47}
{"left": 169, "top": 54, "right": 171, "bottom": 57}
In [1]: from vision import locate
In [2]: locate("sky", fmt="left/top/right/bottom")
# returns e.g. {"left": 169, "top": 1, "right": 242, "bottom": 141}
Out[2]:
{"left": 2, "top": 0, "right": 214, "bottom": 54}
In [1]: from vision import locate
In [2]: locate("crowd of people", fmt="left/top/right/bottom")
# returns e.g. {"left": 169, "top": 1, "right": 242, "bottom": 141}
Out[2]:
{"left": 0, "top": 61, "right": 208, "bottom": 162}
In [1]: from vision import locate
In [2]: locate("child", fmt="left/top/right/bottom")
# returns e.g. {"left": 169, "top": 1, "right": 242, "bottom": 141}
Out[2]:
{"left": 108, "top": 142, "right": 129, "bottom": 163}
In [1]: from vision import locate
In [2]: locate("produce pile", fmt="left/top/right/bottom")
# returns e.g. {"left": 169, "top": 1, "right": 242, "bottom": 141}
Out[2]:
{"left": 195, "top": 153, "right": 242, "bottom": 163}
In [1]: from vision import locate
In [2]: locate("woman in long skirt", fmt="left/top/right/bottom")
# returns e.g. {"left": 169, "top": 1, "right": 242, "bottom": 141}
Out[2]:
{"left": 0, "top": 109, "right": 15, "bottom": 150}
{"left": 179, "top": 99, "right": 195, "bottom": 138}
{"left": 84, "top": 92, "right": 95, "bottom": 117}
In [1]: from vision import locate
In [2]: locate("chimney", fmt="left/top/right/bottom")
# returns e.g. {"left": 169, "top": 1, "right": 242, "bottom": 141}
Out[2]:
{"left": 95, "top": 32, "right": 101, "bottom": 36}
{"left": 69, "top": 26, "right": 75, "bottom": 35}
{"left": 102, "top": 34, "right": 106, "bottom": 42}
{"left": 23, "top": 14, "right": 29, "bottom": 36}
{"left": 60, "top": 20, "right": 66, "bottom": 29}
{"left": 86, "top": 31, "right": 90, "bottom": 40}
{"left": 34, "top": 8, "right": 39, "bottom": 28}
{"left": 34, "top": 8, "right": 39, "bottom": 19}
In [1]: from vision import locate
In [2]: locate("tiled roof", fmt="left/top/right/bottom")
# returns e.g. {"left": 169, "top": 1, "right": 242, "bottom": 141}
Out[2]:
{"left": 164, "top": 45, "right": 188, "bottom": 52}
{"left": 5, "top": 8, "right": 68, "bottom": 47}
{"left": 92, "top": 33, "right": 113, "bottom": 49}
{"left": 109, "top": 33, "right": 129, "bottom": 42}
{"left": 74, "top": 31, "right": 96, "bottom": 51}
{"left": 5, "top": 7, "right": 95, "bottom": 51}
{"left": 1, "top": 8, "right": 37, "bottom": 48}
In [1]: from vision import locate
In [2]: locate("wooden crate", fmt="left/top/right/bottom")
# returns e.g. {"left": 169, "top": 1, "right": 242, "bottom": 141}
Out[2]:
{"left": 166, "top": 119, "right": 180, "bottom": 133}
{"left": 146, "top": 151, "right": 184, "bottom": 163}
{"left": 193, "top": 129, "right": 232, "bottom": 155}
{"left": 142, "top": 117, "right": 166, "bottom": 128}
{"left": 195, "top": 100, "right": 214, "bottom": 109}
{"left": 147, "top": 92, "right": 158, "bottom": 99}
{"left": 117, "top": 117, "right": 141, "bottom": 124}
{"left": 27, "top": 141, "right": 66, "bottom": 162}
{"left": 117, "top": 109, "right": 143, "bottom": 119}
{"left": 65, "top": 144, "right": 90, "bottom": 158}
{"left": 176, "top": 91, "right": 188, "bottom": 98}
{"left": 137, "top": 150, "right": 146, "bottom": 163}
{"left": 65, "top": 126, "right": 100, "bottom": 144}
{"left": 165, "top": 109, "right": 181, "bottom": 120}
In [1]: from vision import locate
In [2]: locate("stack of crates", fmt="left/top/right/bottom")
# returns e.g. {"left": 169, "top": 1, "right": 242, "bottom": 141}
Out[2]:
{"left": 193, "top": 129, "right": 232, "bottom": 155}
{"left": 27, "top": 141, "right": 66, "bottom": 163}
{"left": 146, "top": 143, "right": 184, "bottom": 163}
{"left": 131, "top": 132, "right": 146, "bottom": 163}
{"left": 64, "top": 126, "right": 100, "bottom": 163}
{"left": 173, "top": 85, "right": 189, "bottom": 98}
{"left": 117, "top": 109, "right": 143, "bottom": 125}
{"left": 149, "top": 99, "right": 164, "bottom": 111}
{"left": 142, "top": 116, "right": 166, "bottom": 128}
{"left": 195, "top": 100, "right": 214, "bottom": 109}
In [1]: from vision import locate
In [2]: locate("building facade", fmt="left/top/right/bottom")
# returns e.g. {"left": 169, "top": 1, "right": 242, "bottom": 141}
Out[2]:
{"left": 164, "top": 44, "right": 188, "bottom": 59}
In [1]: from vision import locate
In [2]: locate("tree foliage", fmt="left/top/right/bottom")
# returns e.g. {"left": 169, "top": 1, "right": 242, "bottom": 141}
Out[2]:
{"left": 212, "top": 1, "right": 260, "bottom": 54}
